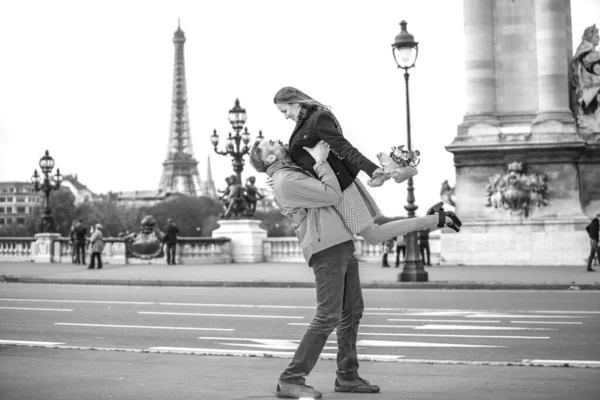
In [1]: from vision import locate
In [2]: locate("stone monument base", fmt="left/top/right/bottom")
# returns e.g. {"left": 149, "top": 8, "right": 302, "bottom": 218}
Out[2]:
{"left": 32, "top": 233, "right": 62, "bottom": 263}
{"left": 212, "top": 219, "right": 267, "bottom": 263}
{"left": 440, "top": 218, "right": 590, "bottom": 266}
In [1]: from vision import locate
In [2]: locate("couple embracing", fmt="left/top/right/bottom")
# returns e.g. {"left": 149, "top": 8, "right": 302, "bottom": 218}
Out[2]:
{"left": 249, "top": 87, "right": 462, "bottom": 399}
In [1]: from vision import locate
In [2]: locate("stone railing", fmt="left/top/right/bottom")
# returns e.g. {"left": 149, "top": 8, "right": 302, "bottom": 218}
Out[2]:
{"left": 263, "top": 231, "right": 441, "bottom": 264}
{"left": 1, "top": 230, "right": 440, "bottom": 265}
{"left": 0, "top": 237, "right": 36, "bottom": 262}
{"left": 0, "top": 236, "right": 232, "bottom": 265}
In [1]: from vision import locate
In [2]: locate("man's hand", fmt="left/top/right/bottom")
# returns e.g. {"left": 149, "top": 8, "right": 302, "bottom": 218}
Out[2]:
{"left": 303, "top": 140, "right": 330, "bottom": 163}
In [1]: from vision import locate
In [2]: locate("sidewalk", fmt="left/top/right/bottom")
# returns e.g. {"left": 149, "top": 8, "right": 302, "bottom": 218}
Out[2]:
{"left": 1, "top": 260, "right": 599, "bottom": 290}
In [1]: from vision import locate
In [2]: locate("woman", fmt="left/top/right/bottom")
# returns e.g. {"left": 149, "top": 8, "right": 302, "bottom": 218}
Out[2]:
{"left": 273, "top": 86, "right": 461, "bottom": 245}
{"left": 88, "top": 223, "right": 105, "bottom": 269}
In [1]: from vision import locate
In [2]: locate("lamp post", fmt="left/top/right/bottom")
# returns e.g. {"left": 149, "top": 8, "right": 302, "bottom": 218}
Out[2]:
{"left": 30, "top": 150, "right": 63, "bottom": 233}
{"left": 392, "top": 20, "right": 427, "bottom": 282}
{"left": 211, "top": 98, "right": 263, "bottom": 185}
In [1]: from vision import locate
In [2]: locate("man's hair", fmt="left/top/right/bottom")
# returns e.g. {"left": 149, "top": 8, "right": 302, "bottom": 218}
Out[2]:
{"left": 249, "top": 140, "right": 269, "bottom": 173}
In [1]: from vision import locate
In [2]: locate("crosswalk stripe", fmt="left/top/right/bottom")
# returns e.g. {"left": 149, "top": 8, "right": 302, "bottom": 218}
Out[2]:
{"left": 287, "top": 323, "right": 554, "bottom": 331}
{"left": 139, "top": 311, "right": 303, "bottom": 319}
{"left": 522, "top": 359, "right": 600, "bottom": 367}
{"left": 385, "top": 319, "right": 500, "bottom": 323}
{"left": 0, "top": 307, "right": 73, "bottom": 312}
{"left": 55, "top": 323, "right": 234, "bottom": 331}
{"left": 359, "top": 332, "right": 549, "bottom": 339}
{"left": 0, "top": 340, "right": 65, "bottom": 346}
{"left": 509, "top": 321, "right": 582, "bottom": 324}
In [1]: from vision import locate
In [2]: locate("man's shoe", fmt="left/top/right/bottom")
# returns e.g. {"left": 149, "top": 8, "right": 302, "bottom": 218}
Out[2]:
{"left": 334, "top": 377, "right": 380, "bottom": 393}
{"left": 587, "top": 268, "right": 596, "bottom": 272}
{"left": 276, "top": 381, "right": 322, "bottom": 399}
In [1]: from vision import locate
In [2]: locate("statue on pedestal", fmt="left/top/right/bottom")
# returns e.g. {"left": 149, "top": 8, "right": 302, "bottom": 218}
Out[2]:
{"left": 244, "top": 176, "right": 264, "bottom": 216}
{"left": 124, "top": 215, "right": 165, "bottom": 259}
{"left": 220, "top": 174, "right": 249, "bottom": 219}
{"left": 572, "top": 24, "right": 600, "bottom": 131}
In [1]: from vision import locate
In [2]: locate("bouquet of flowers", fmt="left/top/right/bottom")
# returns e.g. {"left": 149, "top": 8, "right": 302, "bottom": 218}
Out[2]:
{"left": 368, "top": 145, "right": 420, "bottom": 187}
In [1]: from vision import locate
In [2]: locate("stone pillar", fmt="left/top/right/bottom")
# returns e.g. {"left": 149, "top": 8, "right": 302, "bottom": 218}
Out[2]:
{"left": 461, "top": 0, "right": 498, "bottom": 127}
{"left": 532, "top": 0, "right": 575, "bottom": 127}
{"left": 31, "top": 233, "right": 61, "bottom": 263}
{"left": 212, "top": 219, "right": 267, "bottom": 263}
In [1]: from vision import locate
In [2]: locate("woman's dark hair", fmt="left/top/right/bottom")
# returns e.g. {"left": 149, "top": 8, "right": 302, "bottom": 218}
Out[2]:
{"left": 273, "top": 86, "right": 330, "bottom": 110}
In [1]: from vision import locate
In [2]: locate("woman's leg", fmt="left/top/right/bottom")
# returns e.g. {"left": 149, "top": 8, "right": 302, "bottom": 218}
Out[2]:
{"left": 359, "top": 215, "right": 440, "bottom": 246}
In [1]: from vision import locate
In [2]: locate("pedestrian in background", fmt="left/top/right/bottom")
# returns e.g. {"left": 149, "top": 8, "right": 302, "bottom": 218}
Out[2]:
{"left": 395, "top": 234, "right": 406, "bottom": 267}
{"left": 88, "top": 223, "right": 104, "bottom": 269}
{"left": 73, "top": 219, "right": 87, "bottom": 265}
{"left": 163, "top": 218, "right": 180, "bottom": 265}
{"left": 380, "top": 238, "right": 394, "bottom": 268}
{"left": 419, "top": 229, "right": 431, "bottom": 266}
{"left": 69, "top": 220, "right": 78, "bottom": 264}
{"left": 585, "top": 213, "right": 600, "bottom": 272}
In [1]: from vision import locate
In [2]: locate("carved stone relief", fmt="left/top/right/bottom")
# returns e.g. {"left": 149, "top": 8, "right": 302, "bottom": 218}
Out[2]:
{"left": 485, "top": 162, "right": 549, "bottom": 218}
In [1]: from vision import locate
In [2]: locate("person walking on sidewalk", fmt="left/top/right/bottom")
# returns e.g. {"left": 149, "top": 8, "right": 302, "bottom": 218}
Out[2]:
{"left": 250, "top": 139, "right": 384, "bottom": 399}
{"left": 163, "top": 218, "right": 180, "bottom": 265}
{"left": 585, "top": 213, "right": 600, "bottom": 272}
{"left": 88, "top": 224, "right": 104, "bottom": 269}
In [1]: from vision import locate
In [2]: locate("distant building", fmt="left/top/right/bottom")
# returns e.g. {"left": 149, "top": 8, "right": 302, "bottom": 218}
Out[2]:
{"left": 114, "top": 190, "right": 185, "bottom": 208}
{"left": 0, "top": 181, "right": 41, "bottom": 228}
{"left": 61, "top": 174, "right": 95, "bottom": 204}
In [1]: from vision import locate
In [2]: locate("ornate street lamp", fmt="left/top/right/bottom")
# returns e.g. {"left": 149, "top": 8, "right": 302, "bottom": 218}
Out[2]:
{"left": 392, "top": 20, "right": 427, "bottom": 282}
{"left": 211, "top": 98, "right": 263, "bottom": 184}
{"left": 31, "top": 150, "right": 63, "bottom": 233}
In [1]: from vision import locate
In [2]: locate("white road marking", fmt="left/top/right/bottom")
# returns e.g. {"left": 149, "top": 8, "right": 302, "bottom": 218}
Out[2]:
{"left": 288, "top": 323, "right": 554, "bottom": 331}
{"left": 161, "top": 303, "right": 315, "bottom": 309}
{"left": 0, "top": 307, "right": 73, "bottom": 312}
{"left": 385, "top": 318, "right": 500, "bottom": 323}
{"left": 509, "top": 321, "right": 583, "bottom": 325}
{"left": 0, "top": 340, "right": 65, "bottom": 346}
{"left": 359, "top": 332, "right": 549, "bottom": 339}
{"left": 0, "top": 298, "right": 153, "bottom": 305}
{"left": 147, "top": 346, "right": 404, "bottom": 361}
{"left": 357, "top": 339, "right": 503, "bottom": 348}
{"left": 139, "top": 311, "right": 303, "bottom": 319}
{"left": 55, "top": 323, "right": 234, "bottom": 331}
{"left": 467, "top": 314, "right": 588, "bottom": 319}
{"left": 288, "top": 323, "right": 417, "bottom": 329}
{"left": 195, "top": 336, "right": 503, "bottom": 349}
{"left": 523, "top": 359, "right": 600, "bottom": 367}
{"left": 416, "top": 324, "right": 554, "bottom": 331}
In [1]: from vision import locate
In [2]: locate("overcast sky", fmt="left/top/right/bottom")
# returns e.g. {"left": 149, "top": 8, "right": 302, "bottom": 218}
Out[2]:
{"left": 0, "top": 0, "right": 598, "bottom": 217}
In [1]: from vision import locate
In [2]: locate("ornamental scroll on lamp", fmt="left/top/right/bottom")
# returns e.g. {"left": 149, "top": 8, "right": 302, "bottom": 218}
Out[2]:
{"left": 485, "top": 162, "right": 549, "bottom": 218}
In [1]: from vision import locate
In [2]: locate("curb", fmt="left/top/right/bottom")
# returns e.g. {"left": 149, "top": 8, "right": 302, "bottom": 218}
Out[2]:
{"left": 2, "top": 275, "right": 599, "bottom": 290}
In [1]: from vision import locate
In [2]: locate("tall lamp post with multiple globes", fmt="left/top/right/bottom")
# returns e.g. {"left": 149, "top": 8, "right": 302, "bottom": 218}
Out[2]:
{"left": 210, "top": 98, "right": 263, "bottom": 185}
{"left": 30, "top": 150, "right": 63, "bottom": 233}
{"left": 392, "top": 20, "right": 427, "bottom": 282}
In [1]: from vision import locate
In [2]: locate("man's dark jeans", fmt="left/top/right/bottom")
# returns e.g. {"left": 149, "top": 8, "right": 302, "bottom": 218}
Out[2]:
{"left": 587, "top": 239, "right": 599, "bottom": 269}
{"left": 165, "top": 242, "right": 177, "bottom": 264}
{"left": 279, "top": 241, "right": 364, "bottom": 384}
{"left": 75, "top": 241, "right": 86, "bottom": 265}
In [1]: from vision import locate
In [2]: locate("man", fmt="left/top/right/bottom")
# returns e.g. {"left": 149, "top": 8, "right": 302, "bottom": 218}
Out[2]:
{"left": 73, "top": 220, "right": 87, "bottom": 266}
{"left": 163, "top": 218, "right": 180, "bottom": 265}
{"left": 585, "top": 213, "right": 600, "bottom": 272}
{"left": 249, "top": 139, "right": 379, "bottom": 399}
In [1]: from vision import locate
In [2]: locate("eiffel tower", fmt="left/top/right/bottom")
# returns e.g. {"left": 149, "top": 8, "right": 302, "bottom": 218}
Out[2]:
{"left": 158, "top": 21, "right": 203, "bottom": 196}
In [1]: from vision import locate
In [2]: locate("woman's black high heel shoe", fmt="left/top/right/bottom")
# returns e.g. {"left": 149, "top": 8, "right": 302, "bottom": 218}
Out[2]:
{"left": 426, "top": 202, "right": 462, "bottom": 232}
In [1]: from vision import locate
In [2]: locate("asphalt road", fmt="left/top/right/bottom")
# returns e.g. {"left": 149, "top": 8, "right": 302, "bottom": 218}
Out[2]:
{"left": 1, "top": 284, "right": 599, "bottom": 366}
